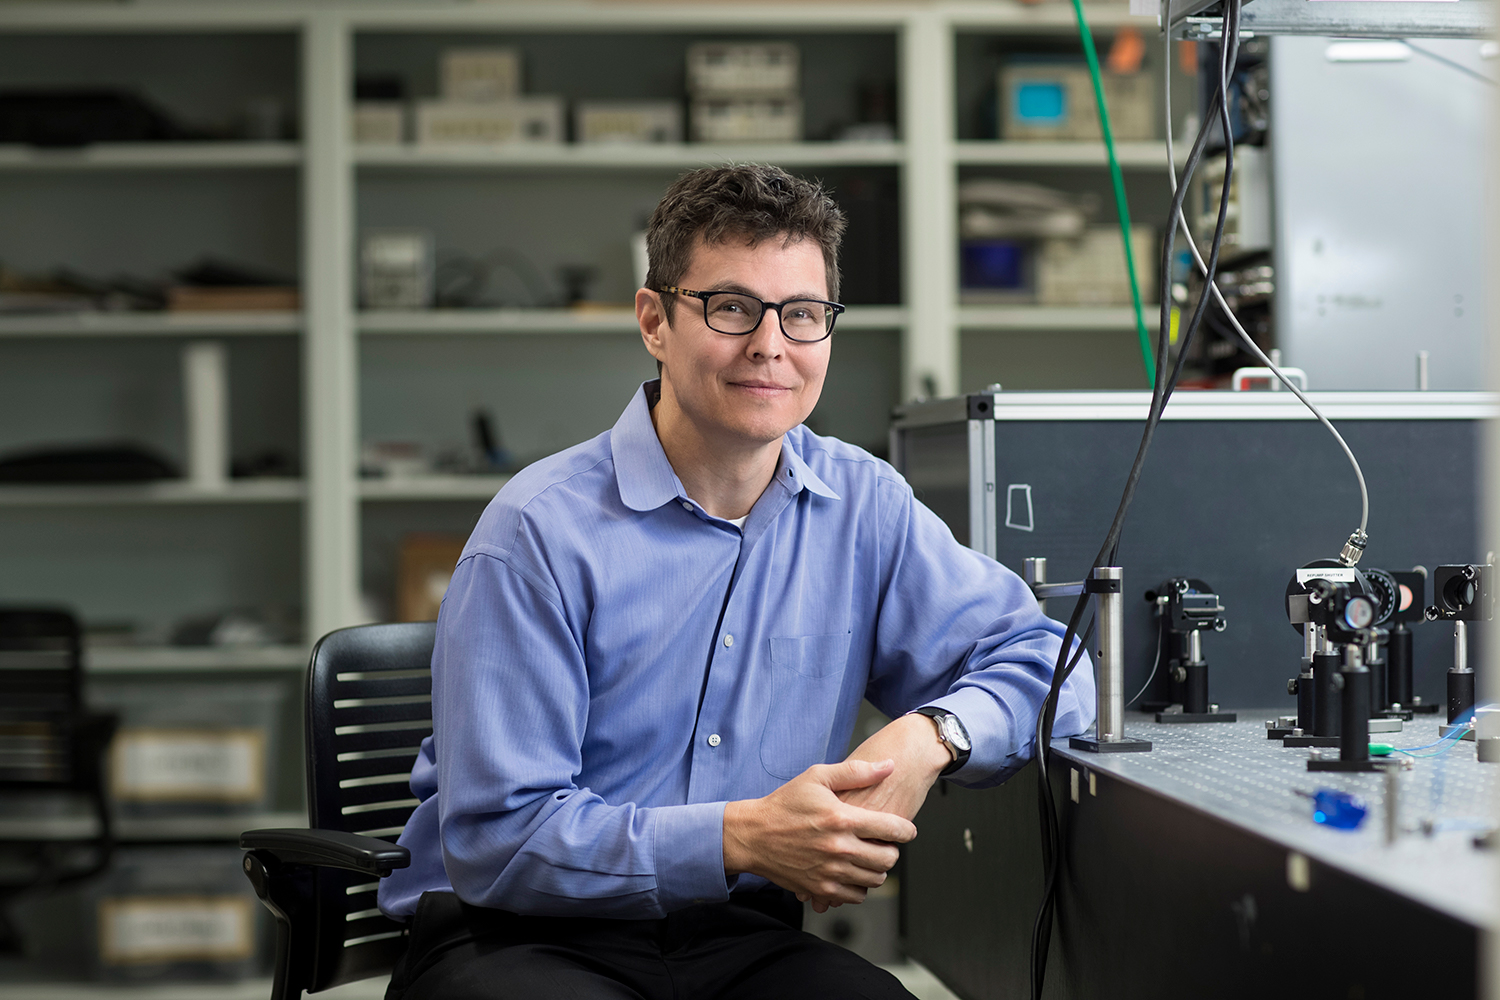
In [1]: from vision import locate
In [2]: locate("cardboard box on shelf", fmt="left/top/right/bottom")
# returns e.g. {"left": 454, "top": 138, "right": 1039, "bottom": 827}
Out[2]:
{"left": 575, "top": 101, "right": 683, "bottom": 144}
{"left": 397, "top": 533, "right": 468, "bottom": 623}
{"left": 1036, "top": 226, "right": 1157, "bottom": 307}
{"left": 14, "top": 845, "right": 266, "bottom": 981}
{"left": 166, "top": 286, "right": 300, "bottom": 312}
{"left": 1000, "top": 63, "right": 1155, "bottom": 142}
{"left": 90, "top": 680, "right": 286, "bottom": 817}
{"left": 687, "top": 42, "right": 800, "bottom": 95}
{"left": 690, "top": 96, "right": 802, "bottom": 143}
{"left": 415, "top": 96, "right": 565, "bottom": 145}
{"left": 440, "top": 47, "right": 522, "bottom": 102}
{"left": 353, "top": 101, "right": 405, "bottom": 144}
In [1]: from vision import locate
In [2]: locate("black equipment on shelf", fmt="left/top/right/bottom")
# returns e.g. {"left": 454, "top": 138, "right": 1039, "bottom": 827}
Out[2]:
{"left": 1143, "top": 578, "right": 1235, "bottom": 724}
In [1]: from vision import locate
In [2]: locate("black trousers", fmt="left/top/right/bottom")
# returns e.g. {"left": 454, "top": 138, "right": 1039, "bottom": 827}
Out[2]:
{"left": 386, "top": 888, "right": 916, "bottom": 1000}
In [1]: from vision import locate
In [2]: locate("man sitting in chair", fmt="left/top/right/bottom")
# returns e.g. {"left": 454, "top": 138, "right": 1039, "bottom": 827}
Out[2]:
{"left": 378, "top": 164, "right": 1094, "bottom": 999}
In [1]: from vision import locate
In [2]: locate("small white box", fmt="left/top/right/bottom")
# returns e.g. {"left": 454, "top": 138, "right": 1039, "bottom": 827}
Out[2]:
{"left": 1036, "top": 226, "right": 1157, "bottom": 307}
{"left": 353, "top": 102, "right": 405, "bottom": 144}
{"left": 440, "top": 47, "right": 521, "bottom": 101}
{"left": 691, "top": 96, "right": 802, "bottom": 143}
{"left": 687, "top": 42, "right": 800, "bottom": 95}
{"left": 361, "top": 230, "right": 434, "bottom": 310}
{"left": 575, "top": 101, "right": 683, "bottom": 144}
{"left": 415, "top": 97, "right": 565, "bottom": 145}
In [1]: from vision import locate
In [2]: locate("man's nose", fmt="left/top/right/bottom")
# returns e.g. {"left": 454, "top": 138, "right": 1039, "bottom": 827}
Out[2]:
{"left": 744, "top": 308, "right": 786, "bottom": 359}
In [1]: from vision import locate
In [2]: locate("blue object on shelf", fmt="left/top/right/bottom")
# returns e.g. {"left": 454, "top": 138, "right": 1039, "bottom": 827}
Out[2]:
{"left": 1015, "top": 82, "right": 1066, "bottom": 125}
{"left": 960, "top": 240, "right": 1028, "bottom": 290}
{"left": 1309, "top": 788, "right": 1367, "bottom": 830}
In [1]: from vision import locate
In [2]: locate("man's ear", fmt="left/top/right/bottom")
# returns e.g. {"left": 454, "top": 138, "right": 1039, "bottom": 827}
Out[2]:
{"left": 637, "top": 287, "right": 669, "bottom": 365}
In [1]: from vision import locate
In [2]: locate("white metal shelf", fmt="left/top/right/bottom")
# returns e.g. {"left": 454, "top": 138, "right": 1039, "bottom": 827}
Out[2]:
{"left": 355, "top": 140, "right": 903, "bottom": 171}
{"left": 0, "top": 312, "right": 302, "bottom": 338}
{"left": 0, "top": 480, "right": 304, "bottom": 506}
{"left": 955, "top": 140, "right": 1177, "bottom": 168}
{"left": 0, "top": 142, "right": 301, "bottom": 170}
{"left": 0, "top": 811, "right": 305, "bottom": 843}
{"left": 358, "top": 305, "right": 906, "bottom": 335}
{"left": 0, "top": 977, "right": 394, "bottom": 1000}
{"left": 85, "top": 645, "right": 307, "bottom": 673}
{"left": 359, "top": 475, "right": 512, "bottom": 501}
{"left": 958, "top": 305, "right": 1161, "bottom": 330}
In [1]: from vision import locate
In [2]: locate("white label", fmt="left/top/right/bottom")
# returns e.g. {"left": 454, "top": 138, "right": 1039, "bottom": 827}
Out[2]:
{"left": 1004, "top": 484, "right": 1035, "bottom": 532}
{"left": 1296, "top": 567, "right": 1359, "bottom": 585}
{"left": 112, "top": 728, "right": 264, "bottom": 802}
{"left": 99, "top": 896, "right": 254, "bottom": 964}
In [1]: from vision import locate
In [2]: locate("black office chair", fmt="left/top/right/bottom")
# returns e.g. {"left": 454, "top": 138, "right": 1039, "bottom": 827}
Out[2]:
{"left": 0, "top": 608, "right": 116, "bottom": 953}
{"left": 241, "top": 622, "right": 434, "bottom": 1000}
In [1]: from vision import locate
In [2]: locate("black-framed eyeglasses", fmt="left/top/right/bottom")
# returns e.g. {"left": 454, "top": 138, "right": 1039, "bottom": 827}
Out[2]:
{"left": 660, "top": 286, "right": 845, "bottom": 343}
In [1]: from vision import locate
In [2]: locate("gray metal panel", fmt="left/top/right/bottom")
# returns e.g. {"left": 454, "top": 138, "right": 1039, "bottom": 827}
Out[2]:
{"left": 1271, "top": 36, "right": 1491, "bottom": 390}
{"left": 1242, "top": 0, "right": 1493, "bottom": 38}
{"left": 985, "top": 414, "right": 1482, "bottom": 709}
{"left": 1054, "top": 715, "right": 1495, "bottom": 928}
{"left": 983, "top": 389, "right": 1496, "bottom": 421}
{"left": 966, "top": 418, "right": 998, "bottom": 558}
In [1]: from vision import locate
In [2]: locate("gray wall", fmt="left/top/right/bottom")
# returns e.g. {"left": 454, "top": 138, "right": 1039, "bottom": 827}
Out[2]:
{"left": 1271, "top": 37, "right": 1491, "bottom": 389}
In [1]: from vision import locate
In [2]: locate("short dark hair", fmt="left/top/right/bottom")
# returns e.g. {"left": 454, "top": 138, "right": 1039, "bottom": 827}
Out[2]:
{"left": 645, "top": 164, "right": 847, "bottom": 328}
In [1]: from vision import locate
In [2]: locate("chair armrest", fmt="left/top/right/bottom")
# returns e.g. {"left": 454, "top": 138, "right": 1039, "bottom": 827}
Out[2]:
{"left": 241, "top": 828, "right": 410, "bottom": 876}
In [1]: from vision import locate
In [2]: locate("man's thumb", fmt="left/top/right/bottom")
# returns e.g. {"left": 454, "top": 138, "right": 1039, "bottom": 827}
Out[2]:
{"left": 822, "top": 757, "right": 894, "bottom": 792}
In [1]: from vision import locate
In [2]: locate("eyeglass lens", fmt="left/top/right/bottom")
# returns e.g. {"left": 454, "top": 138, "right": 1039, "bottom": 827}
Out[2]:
{"left": 703, "top": 293, "right": 834, "bottom": 340}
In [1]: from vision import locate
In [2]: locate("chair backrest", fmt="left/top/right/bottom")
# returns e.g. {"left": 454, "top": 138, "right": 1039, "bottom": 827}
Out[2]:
{"left": 0, "top": 608, "right": 84, "bottom": 788}
{"left": 303, "top": 621, "right": 435, "bottom": 994}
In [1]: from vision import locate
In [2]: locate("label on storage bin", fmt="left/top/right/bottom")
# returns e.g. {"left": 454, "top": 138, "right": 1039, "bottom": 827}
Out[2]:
{"left": 111, "top": 727, "right": 265, "bottom": 802}
{"left": 99, "top": 895, "right": 255, "bottom": 964}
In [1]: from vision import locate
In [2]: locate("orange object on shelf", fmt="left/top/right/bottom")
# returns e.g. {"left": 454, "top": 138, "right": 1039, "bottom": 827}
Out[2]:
{"left": 167, "top": 286, "right": 301, "bottom": 312}
{"left": 396, "top": 533, "right": 468, "bottom": 623}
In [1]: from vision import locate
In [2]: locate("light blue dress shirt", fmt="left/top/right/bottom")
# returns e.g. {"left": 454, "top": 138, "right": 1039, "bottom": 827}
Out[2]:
{"left": 378, "top": 382, "right": 1094, "bottom": 919}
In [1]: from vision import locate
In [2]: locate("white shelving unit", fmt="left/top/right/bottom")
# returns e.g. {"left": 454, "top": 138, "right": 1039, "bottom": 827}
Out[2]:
{"left": 355, "top": 140, "right": 904, "bottom": 170}
{"left": 0, "top": 141, "right": 301, "bottom": 170}
{"left": 0, "top": 480, "right": 303, "bottom": 506}
{"left": 0, "top": 312, "right": 302, "bottom": 338}
{"left": 84, "top": 645, "right": 307, "bottom": 672}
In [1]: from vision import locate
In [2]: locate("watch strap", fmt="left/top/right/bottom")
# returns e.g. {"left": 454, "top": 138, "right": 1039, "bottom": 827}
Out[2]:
{"left": 910, "top": 706, "right": 971, "bottom": 776}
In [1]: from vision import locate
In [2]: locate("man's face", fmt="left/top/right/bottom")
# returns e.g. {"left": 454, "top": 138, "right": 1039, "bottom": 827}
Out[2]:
{"left": 643, "top": 235, "right": 831, "bottom": 448}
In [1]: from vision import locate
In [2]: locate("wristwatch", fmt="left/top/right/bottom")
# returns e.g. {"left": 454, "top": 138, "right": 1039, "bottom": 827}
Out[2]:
{"left": 909, "top": 706, "right": 971, "bottom": 776}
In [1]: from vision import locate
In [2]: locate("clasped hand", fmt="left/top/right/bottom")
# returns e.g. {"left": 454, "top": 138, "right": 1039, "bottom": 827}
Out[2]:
{"left": 723, "top": 714, "right": 953, "bottom": 912}
{"left": 723, "top": 759, "right": 915, "bottom": 913}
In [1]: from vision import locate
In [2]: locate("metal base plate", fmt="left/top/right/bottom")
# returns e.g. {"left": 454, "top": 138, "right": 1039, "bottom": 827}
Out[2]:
{"left": 1070, "top": 735, "right": 1153, "bottom": 753}
{"left": 1307, "top": 757, "right": 1408, "bottom": 772}
{"left": 1156, "top": 711, "right": 1238, "bottom": 724}
{"left": 1266, "top": 727, "right": 1296, "bottom": 740}
{"left": 1411, "top": 702, "right": 1442, "bottom": 715}
{"left": 1283, "top": 735, "right": 1341, "bottom": 748}
{"left": 1438, "top": 723, "right": 1477, "bottom": 742}
{"left": 1380, "top": 709, "right": 1416, "bottom": 721}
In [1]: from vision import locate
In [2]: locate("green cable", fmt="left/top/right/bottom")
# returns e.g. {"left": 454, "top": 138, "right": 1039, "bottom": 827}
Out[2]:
{"left": 1068, "top": 0, "right": 1156, "bottom": 387}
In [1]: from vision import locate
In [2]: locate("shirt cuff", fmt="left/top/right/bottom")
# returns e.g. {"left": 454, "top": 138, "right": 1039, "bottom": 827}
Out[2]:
{"left": 653, "top": 801, "right": 732, "bottom": 912}
{"left": 920, "top": 686, "right": 1018, "bottom": 785}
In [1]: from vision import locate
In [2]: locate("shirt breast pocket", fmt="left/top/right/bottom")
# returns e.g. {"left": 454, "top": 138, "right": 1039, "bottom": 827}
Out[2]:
{"left": 759, "top": 632, "right": 853, "bottom": 780}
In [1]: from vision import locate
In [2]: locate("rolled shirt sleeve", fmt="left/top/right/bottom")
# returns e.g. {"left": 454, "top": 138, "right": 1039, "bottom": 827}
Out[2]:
{"left": 865, "top": 476, "right": 1095, "bottom": 787}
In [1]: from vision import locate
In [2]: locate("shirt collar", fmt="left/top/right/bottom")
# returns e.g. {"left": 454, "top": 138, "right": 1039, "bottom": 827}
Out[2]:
{"left": 610, "top": 380, "right": 842, "bottom": 512}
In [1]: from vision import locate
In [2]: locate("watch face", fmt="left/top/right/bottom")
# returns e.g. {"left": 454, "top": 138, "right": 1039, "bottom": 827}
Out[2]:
{"left": 939, "top": 714, "right": 971, "bottom": 752}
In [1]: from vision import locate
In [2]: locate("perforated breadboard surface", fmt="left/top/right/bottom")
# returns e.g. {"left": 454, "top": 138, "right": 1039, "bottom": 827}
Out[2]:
{"left": 1053, "top": 713, "right": 1497, "bottom": 928}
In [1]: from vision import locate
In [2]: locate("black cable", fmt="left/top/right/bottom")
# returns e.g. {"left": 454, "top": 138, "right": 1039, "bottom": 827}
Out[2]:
{"left": 1026, "top": 2, "right": 1242, "bottom": 995}
{"left": 1404, "top": 40, "right": 1497, "bottom": 88}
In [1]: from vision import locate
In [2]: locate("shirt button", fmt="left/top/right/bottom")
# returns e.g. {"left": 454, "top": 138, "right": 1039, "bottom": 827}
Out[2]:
{"left": 681, "top": 501, "right": 692, "bottom": 511}
{"left": 723, "top": 634, "right": 734, "bottom": 647}
{"left": 708, "top": 734, "right": 722, "bottom": 747}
